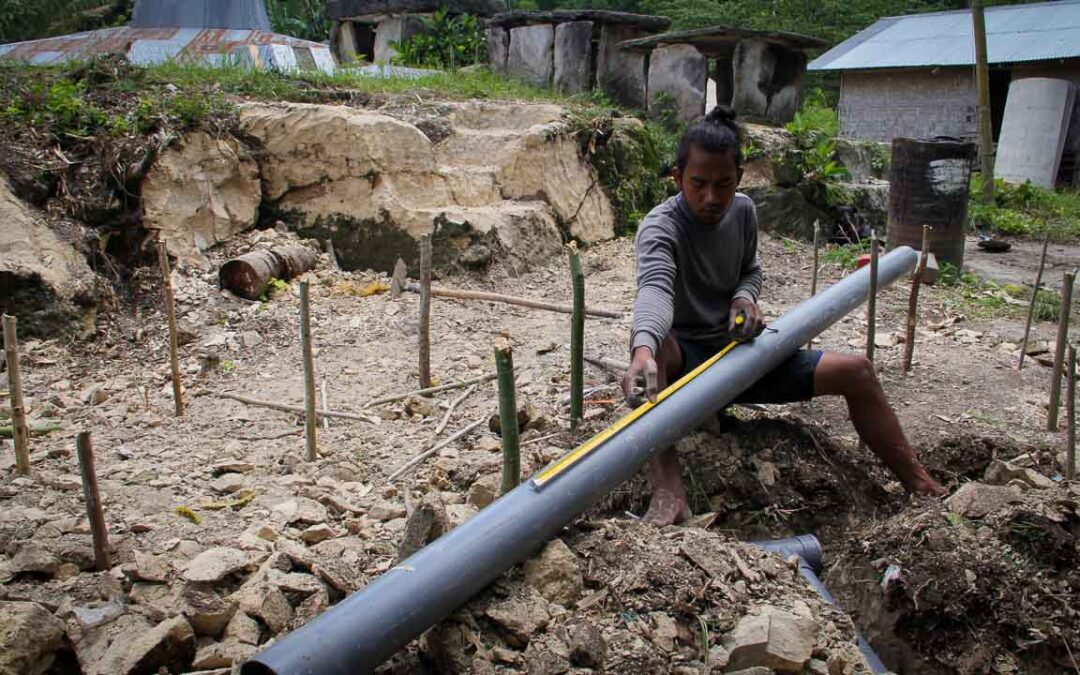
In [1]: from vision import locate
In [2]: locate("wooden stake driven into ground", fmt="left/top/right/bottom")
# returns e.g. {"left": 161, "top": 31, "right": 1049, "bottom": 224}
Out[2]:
{"left": 299, "top": 282, "right": 318, "bottom": 461}
{"left": 76, "top": 432, "right": 110, "bottom": 571}
{"left": 390, "top": 258, "right": 622, "bottom": 319}
{"left": 1068, "top": 345, "right": 1077, "bottom": 481}
{"left": 418, "top": 235, "right": 433, "bottom": 390}
{"left": 495, "top": 338, "right": 520, "bottom": 495}
{"left": 903, "top": 225, "right": 931, "bottom": 373}
{"left": 2, "top": 315, "right": 30, "bottom": 475}
{"left": 866, "top": 232, "right": 879, "bottom": 362}
{"left": 1048, "top": 271, "right": 1076, "bottom": 431}
{"left": 569, "top": 249, "right": 585, "bottom": 430}
{"left": 157, "top": 241, "right": 184, "bottom": 417}
{"left": 808, "top": 220, "right": 820, "bottom": 350}
{"left": 1019, "top": 232, "right": 1052, "bottom": 370}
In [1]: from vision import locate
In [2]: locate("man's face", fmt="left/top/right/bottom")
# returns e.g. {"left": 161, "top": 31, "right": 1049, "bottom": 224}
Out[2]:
{"left": 672, "top": 145, "right": 741, "bottom": 226}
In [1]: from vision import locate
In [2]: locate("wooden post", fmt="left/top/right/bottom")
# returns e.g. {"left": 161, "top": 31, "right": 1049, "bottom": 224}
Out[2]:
{"left": 1068, "top": 345, "right": 1077, "bottom": 481}
{"left": 808, "top": 220, "right": 820, "bottom": 350}
{"left": 494, "top": 339, "right": 520, "bottom": 495}
{"left": 418, "top": 234, "right": 433, "bottom": 390}
{"left": 157, "top": 241, "right": 184, "bottom": 417}
{"left": 1048, "top": 271, "right": 1075, "bottom": 430}
{"left": 2, "top": 315, "right": 30, "bottom": 475}
{"left": 903, "top": 225, "right": 931, "bottom": 373}
{"left": 299, "top": 282, "right": 318, "bottom": 461}
{"left": 1019, "top": 232, "right": 1052, "bottom": 370}
{"left": 569, "top": 250, "right": 585, "bottom": 430}
{"left": 76, "top": 432, "right": 110, "bottom": 571}
{"left": 971, "top": 0, "right": 996, "bottom": 205}
{"left": 866, "top": 231, "right": 879, "bottom": 362}
{"left": 320, "top": 378, "right": 330, "bottom": 431}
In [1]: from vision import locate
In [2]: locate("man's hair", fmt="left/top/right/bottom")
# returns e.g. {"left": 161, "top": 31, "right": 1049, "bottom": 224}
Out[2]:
{"left": 675, "top": 106, "right": 744, "bottom": 171}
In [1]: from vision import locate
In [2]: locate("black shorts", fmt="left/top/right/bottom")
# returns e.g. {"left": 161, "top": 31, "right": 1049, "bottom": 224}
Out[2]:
{"left": 675, "top": 335, "right": 823, "bottom": 404}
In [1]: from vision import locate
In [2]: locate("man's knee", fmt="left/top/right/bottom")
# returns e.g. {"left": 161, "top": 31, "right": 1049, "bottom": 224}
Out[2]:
{"left": 844, "top": 355, "right": 879, "bottom": 393}
{"left": 817, "top": 352, "right": 879, "bottom": 397}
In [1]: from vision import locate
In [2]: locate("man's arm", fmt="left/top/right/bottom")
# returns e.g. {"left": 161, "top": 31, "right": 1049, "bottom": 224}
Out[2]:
{"left": 630, "top": 220, "right": 678, "bottom": 358}
{"left": 732, "top": 200, "right": 763, "bottom": 303}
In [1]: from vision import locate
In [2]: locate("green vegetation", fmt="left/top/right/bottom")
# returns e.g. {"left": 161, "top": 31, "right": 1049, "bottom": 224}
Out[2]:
{"left": 822, "top": 241, "right": 870, "bottom": 269}
{"left": 393, "top": 9, "right": 488, "bottom": 69}
{"left": 265, "top": 0, "right": 331, "bottom": 42}
{"left": 782, "top": 94, "right": 850, "bottom": 208}
{"left": 968, "top": 175, "right": 1080, "bottom": 241}
{"left": 936, "top": 262, "right": 1063, "bottom": 322}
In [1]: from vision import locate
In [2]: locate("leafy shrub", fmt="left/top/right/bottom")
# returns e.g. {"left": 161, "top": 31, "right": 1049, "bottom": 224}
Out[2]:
{"left": 393, "top": 9, "right": 487, "bottom": 69}
{"left": 822, "top": 240, "right": 869, "bottom": 269}
{"left": 968, "top": 174, "right": 1080, "bottom": 240}
{"left": 265, "top": 0, "right": 331, "bottom": 42}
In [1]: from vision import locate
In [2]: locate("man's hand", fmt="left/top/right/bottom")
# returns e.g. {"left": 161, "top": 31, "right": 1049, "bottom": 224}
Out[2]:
{"left": 729, "top": 297, "right": 764, "bottom": 341}
{"left": 622, "top": 346, "right": 658, "bottom": 406}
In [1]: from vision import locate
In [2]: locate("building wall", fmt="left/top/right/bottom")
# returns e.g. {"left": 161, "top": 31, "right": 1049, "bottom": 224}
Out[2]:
{"left": 838, "top": 68, "right": 977, "bottom": 142}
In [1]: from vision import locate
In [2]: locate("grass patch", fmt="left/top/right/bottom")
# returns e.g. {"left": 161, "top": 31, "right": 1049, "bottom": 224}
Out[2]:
{"left": 969, "top": 174, "right": 1080, "bottom": 241}
{"left": 935, "top": 262, "right": 1067, "bottom": 323}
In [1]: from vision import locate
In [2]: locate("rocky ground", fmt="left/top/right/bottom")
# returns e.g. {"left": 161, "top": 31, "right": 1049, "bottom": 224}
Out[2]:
{"left": 1, "top": 223, "right": 1079, "bottom": 674}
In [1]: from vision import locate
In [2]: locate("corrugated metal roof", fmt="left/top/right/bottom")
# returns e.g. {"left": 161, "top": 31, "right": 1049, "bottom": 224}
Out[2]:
{"left": 131, "top": 0, "right": 272, "bottom": 31}
{"left": 810, "top": 0, "right": 1080, "bottom": 71}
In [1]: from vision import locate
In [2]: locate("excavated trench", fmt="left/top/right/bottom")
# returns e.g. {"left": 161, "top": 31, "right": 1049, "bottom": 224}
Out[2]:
{"left": 596, "top": 418, "right": 1077, "bottom": 675}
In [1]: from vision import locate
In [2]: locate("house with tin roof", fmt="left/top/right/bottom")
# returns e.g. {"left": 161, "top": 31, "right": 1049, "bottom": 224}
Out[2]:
{"left": 810, "top": 0, "right": 1080, "bottom": 185}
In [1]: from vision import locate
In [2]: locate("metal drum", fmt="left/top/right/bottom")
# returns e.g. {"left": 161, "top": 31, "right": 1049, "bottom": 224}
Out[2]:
{"left": 887, "top": 137, "right": 977, "bottom": 268}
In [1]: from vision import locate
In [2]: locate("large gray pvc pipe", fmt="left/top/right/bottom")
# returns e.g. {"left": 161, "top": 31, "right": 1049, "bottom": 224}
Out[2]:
{"left": 242, "top": 246, "right": 918, "bottom": 675}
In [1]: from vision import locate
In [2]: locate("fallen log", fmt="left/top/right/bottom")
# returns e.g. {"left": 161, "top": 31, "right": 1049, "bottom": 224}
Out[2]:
{"left": 219, "top": 246, "right": 320, "bottom": 300}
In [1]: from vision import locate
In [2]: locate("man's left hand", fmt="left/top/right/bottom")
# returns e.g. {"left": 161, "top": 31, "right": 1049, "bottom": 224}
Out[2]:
{"left": 729, "top": 297, "right": 764, "bottom": 341}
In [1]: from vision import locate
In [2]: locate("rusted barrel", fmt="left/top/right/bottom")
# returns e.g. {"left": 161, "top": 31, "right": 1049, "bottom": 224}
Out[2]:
{"left": 219, "top": 246, "right": 319, "bottom": 300}
{"left": 887, "top": 137, "right": 977, "bottom": 268}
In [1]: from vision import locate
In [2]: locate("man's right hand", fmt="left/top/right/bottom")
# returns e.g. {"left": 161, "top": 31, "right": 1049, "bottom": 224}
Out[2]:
{"left": 622, "top": 346, "right": 659, "bottom": 407}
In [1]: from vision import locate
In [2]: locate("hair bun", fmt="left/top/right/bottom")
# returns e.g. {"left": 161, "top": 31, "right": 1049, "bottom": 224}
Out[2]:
{"left": 704, "top": 106, "right": 737, "bottom": 126}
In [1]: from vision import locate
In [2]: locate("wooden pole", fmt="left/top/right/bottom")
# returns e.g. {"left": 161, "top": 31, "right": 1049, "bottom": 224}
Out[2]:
{"left": 569, "top": 250, "right": 585, "bottom": 430}
{"left": 2, "top": 315, "right": 30, "bottom": 475}
{"left": 867, "top": 231, "right": 879, "bottom": 362}
{"left": 971, "top": 0, "right": 996, "bottom": 205}
{"left": 1019, "top": 232, "right": 1052, "bottom": 370}
{"left": 299, "top": 282, "right": 318, "bottom": 461}
{"left": 76, "top": 432, "right": 110, "bottom": 571}
{"left": 808, "top": 220, "right": 820, "bottom": 349}
{"left": 1068, "top": 345, "right": 1077, "bottom": 481}
{"left": 418, "top": 234, "right": 433, "bottom": 390}
{"left": 157, "top": 241, "right": 184, "bottom": 417}
{"left": 903, "top": 225, "right": 931, "bottom": 373}
{"left": 495, "top": 339, "right": 520, "bottom": 495}
{"left": 320, "top": 378, "right": 330, "bottom": 431}
{"left": 1048, "top": 271, "right": 1075, "bottom": 430}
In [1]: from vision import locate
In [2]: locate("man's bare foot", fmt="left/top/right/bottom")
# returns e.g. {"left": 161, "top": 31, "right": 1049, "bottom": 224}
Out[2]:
{"left": 642, "top": 488, "right": 692, "bottom": 526}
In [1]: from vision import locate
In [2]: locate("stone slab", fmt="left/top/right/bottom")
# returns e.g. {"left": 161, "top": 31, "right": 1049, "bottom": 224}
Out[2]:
{"left": 327, "top": 0, "right": 503, "bottom": 21}
{"left": 597, "top": 23, "right": 648, "bottom": 109}
{"left": 488, "top": 10, "right": 668, "bottom": 31}
{"left": 508, "top": 24, "right": 554, "bottom": 87}
{"left": 487, "top": 25, "right": 509, "bottom": 73}
{"left": 372, "top": 15, "right": 424, "bottom": 63}
{"left": 732, "top": 39, "right": 773, "bottom": 117}
{"left": 647, "top": 43, "right": 707, "bottom": 123}
{"left": 995, "top": 77, "right": 1077, "bottom": 188}
{"left": 554, "top": 21, "right": 593, "bottom": 95}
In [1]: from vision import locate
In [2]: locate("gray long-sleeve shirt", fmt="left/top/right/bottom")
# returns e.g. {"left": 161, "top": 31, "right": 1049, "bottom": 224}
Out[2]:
{"left": 630, "top": 192, "right": 764, "bottom": 356}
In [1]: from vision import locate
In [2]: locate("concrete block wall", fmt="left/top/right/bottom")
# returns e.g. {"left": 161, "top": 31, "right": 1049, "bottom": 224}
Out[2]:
{"left": 839, "top": 69, "right": 977, "bottom": 142}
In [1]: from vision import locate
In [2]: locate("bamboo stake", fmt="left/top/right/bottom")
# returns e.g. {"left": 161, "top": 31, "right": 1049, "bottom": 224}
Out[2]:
{"left": 1068, "top": 345, "right": 1077, "bottom": 481}
{"left": 1048, "top": 271, "right": 1076, "bottom": 431}
{"left": 299, "top": 282, "right": 318, "bottom": 461}
{"left": 585, "top": 354, "right": 630, "bottom": 375}
{"left": 324, "top": 239, "right": 341, "bottom": 271}
{"left": 569, "top": 250, "right": 585, "bottom": 430}
{"left": 2, "top": 315, "right": 30, "bottom": 475}
{"left": 220, "top": 392, "right": 377, "bottom": 423}
{"left": 866, "top": 231, "right": 879, "bottom": 362}
{"left": 495, "top": 339, "right": 520, "bottom": 495}
{"left": 76, "top": 432, "right": 110, "bottom": 571}
{"left": 387, "top": 418, "right": 485, "bottom": 481}
{"left": 1019, "top": 232, "right": 1052, "bottom": 370}
{"left": 362, "top": 373, "right": 496, "bottom": 408}
{"left": 434, "top": 384, "right": 477, "bottom": 437}
{"left": 808, "top": 220, "right": 820, "bottom": 350}
{"left": 903, "top": 225, "right": 931, "bottom": 373}
{"left": 418, "top": 234, "right": 433, "bottom": 390}
{"left": 157, "top": 241, "right": 183, "bottom": 417}
{"left": 0, "top": 422, "right": 62, "bottom": 438}
{"left": 320, "top": 378, "right": 330, "bottom": 431}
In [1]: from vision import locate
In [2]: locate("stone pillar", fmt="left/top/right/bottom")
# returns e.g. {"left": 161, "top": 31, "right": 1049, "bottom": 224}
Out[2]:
{"left": 596, "top": 24, "right": 648, "bottom": 109}
{"left": 554, "top": 21, "right": 593, "bottom": 95}
{"left": 766, "top": 85, "right": 800, "bottom": 124}
{"left": 508, "top": 24, "right": 555, "bottom": 88}
{"left": 488, "top": 26, "right": 509, "bottom": 74}
{"left": 373, "top": 15, "right": 424, "bottom": 64}
{"left": 996, "top": 77, "right": 1078, "bottom": 188}
{"left": 647, "top": 44, "right": 707, "bottom": 124}
{"left": 732, "top": 39, "right": 774, "bottom": 118}
{"left": 331, "top": 20, "right": 359, "bottom": 64}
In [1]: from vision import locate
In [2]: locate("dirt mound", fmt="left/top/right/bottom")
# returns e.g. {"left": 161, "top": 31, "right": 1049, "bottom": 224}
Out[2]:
{"left": 379, "top": 520, "right": 873, "bottom": 674}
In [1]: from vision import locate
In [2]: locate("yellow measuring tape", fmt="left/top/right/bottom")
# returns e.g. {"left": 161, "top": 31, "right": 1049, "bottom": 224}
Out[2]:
{"left": 533, "top": 318, "right": 746, "bottom": 489}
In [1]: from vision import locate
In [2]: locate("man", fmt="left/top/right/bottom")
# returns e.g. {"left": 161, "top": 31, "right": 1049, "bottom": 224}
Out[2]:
{"left": 622, "top": 108, "right": 946, "bottom": 527}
